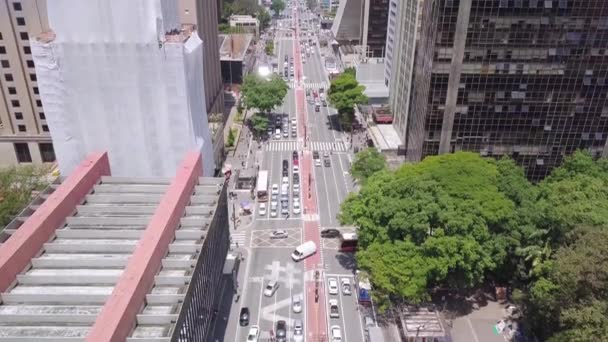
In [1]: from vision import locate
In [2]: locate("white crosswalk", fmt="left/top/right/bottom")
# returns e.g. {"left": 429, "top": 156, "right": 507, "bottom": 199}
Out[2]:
{"left": 288, "top": 81, "right": 329, "bottom": 89}
{"left": 230, "top": 232, "right": 247, "bottom": 249}
{"left": 264, "top": 140, "right": 347, "bottom": 152}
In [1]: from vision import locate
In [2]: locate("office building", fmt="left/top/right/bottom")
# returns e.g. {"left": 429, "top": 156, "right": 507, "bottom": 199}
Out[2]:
{"left": 399, "top": 0, "right": 608, "bottom": 179}
{"left": 0, "top": 0, "right": 56, "bottom": 166}
{"left": 332, "top": 0, "right": 390, "bottom": 58}
{"left": 32, "top": 0, "right": 215, "bottom": 177}
{"left": 385, "top": 0, "right": 421, "bottom": 139}
{"left": 0, "top": 151, "right": 230, "bottom": 341}
{"left": 229, "top": 15, "right": 261, "bottom": 37}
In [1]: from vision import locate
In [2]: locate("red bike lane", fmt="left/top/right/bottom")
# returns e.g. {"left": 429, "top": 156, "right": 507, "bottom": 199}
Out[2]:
{"left": 292, "top": 6, "right": 328, "bottom": 342}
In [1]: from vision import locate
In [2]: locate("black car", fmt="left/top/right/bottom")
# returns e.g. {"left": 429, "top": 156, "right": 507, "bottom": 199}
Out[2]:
{"left": 239, "top": 307, "right": 250, "bottom": 326}
{"left": 282, "top": 160, "right": 289, "bottom": 171}
{"left": 292, "top": 151, "right": 298, "bottom": 160}
{"left": 284, "top": 55, "right": 289, "bottom": 62}
{"left": 313, "top": 151, "right": 320, "bottom": 159}
{"left": 276, "top": 320, "right": 287, "bottom": 341}
{"left": 321, "top": 228, "right": 341, "bottom": 238}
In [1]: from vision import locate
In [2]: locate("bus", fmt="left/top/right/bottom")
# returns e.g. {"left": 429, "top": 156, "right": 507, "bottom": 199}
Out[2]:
{"left": 339, "top": 232, "right": 358, "bottom": 252}
{"left": 257, "top": 170, "right": 269, "bottom": 202}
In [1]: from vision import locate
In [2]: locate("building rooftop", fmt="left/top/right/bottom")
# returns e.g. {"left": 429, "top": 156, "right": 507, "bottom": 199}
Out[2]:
{"left": 219, "top": 34, "right": 254, "bottom": 61}
{"left": 0, "top": 152, "right": 226, "bottom": 341}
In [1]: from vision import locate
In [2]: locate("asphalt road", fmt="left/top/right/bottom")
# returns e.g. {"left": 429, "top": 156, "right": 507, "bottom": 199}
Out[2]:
{"left": 220, "top": 4, "right": 365, "bottom": 342}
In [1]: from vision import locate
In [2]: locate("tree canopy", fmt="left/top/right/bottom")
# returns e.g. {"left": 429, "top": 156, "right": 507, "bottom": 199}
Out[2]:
{"left": 349, "top": 148, "right": 386, "bottom": 184}
{"left": 240, "top": 74, "right": 288, "bottom": 113}
{"left": 248, "top": 113, "right": 270, "bottom": 137}
{"left": 327, "top": 73, "right": 367, "bottom": 125}
{"left": 270, "top": 0, "right": 286, "bottom": 15}
{"left": 0, "top": 165, "right": 52, "bottom": 228}
{"left": 343, "top": 150, "right": 608, "bottom": 340}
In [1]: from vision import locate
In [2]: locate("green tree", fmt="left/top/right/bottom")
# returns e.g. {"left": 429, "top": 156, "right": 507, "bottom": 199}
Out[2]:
{"left": 227, "top": 127, "right": 236, "bottom": 147}
{"left": 249, "top": 113, "right": 269, "bottom": 137}
{"left": 0, "top": 165, "right": 52, "bottom": 228}
{"left": 327, "top": 73, "right": 367, "bottom": 129}
{"left": 357, "top": 240, "right": 430, "bottom": 304}
{"left": 241, "top": 74, "right": 288, "bottom": 113}
{"left": 265, "top": 40, "right": 274, "bottom": 55}
{"left": 350, "top": 147, "right": 386, "bottom": 184}
{"left": 270, "top": 0, "right": 286, "bottom": 15}
{"left": 343, "top": 67, "right": 356, "bottom": 77}
{"left": 256, "top": 9, "right": 271, "bottom": 30}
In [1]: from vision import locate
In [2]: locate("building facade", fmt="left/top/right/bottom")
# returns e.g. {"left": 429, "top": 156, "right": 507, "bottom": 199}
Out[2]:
{"left": 32, "top": 0, "right": 215, "bottom": 177}
{"left": 332, "top": 0, "right": 390, "bottom": 58}
{"left": 0, "top": 0, "right": 56, "bottom": 166}
{"left": 403, "top": 0, "right": 608, "bottom": 179}
{"left": 386, "top": 0, "right": 421, "bottom": 141}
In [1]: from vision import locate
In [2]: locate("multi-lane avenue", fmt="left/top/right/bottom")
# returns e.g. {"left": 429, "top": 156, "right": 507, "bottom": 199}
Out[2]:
{"left": 222, "top": 1, "right": 367, "bottom": 341}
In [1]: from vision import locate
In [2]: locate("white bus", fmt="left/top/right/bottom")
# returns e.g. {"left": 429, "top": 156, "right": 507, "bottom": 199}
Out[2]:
{"left": 257, "top": 170, "right": 269, "bottom": 202}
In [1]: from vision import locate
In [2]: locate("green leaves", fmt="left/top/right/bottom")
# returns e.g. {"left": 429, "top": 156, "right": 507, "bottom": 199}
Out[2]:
{"left": 270, "top": 0, "right": 286, "bottom": 15}
{"left": 0, "top": 165, "right": 52, "bottom": 228}
{"left": 241, "top": 74, "right": 288, "bottom": 113}
{"left": 327, "top": 73, "right": 368, "bottom": 117}
{"left": 249, "top": 113, "right": 269, "bottom": 137}
{"left": 349, "top": 148, "right": 386, "bottom": 184}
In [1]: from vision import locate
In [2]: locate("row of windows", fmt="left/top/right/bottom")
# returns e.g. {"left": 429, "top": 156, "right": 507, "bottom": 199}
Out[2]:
{"left": 4, "top": 73, "right": 36, "bottom": 82}
{"left": 15, "top": 124, "right": 49, "bottom": 133}
{"left": 13, "top": 112, "right": 45, "bottom": 120}
{"left": 15, "top": 142, "right": 56, "bottom": 164}
{"left": 0, "top": 46, "right": 31, "bottom": 55}
{"left": 6, "top": 86, "right": 38, "bottom": 95}
{"left": 7, "top": 98, "right": 41, "bottom": 108}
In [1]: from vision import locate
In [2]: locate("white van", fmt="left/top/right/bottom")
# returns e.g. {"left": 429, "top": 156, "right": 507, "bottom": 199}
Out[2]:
{"left": 291, "top": 241, "right": 316, "bottom": 261}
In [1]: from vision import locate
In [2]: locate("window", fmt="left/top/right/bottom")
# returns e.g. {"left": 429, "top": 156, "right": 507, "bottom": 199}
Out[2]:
{"left": 14, "top": 112, "right": 23, "bottom": 120}
{"left": 23, "top": 46, "right": 30, "bottom": 54}
{"left": 39, "top": 112, "right": 45, "bottom": 120}
{"left": 39, "top": 143, "right": 55, "bottom": 162}
{"left": 17, "top": 124, "right": 26, "bottom": 132}
{"left": 26, "top": 60, "right": 34, "bottom": 68}
{"left": 33, "top": 86, "right": 38, "bottom": 94}
{"left": 0, "top": 46, "right": 5, "bottom": 54}
{"left": 8, "top": 87, "right": 16, "bottom": 95}
{"left": 11, "top": 99, "right": 19, "bottom": 107}
{"left": 29, "top": 73, "right": 36, "bottom": 81}
{"left": 14, "top": 143, "right": 32, "bottom": 163}
{"left": 16, "top": 17, "right": 25, "bottom": 26}
{"left": 13, "top": 2, "right": 22, "bottom": 11}
{"left": 4, "top": 74, "right": 13, "bottom": 82}
{"left": 36, "top": 99, "right": 42, "bottom": 107}
{"left": 42, "top": 124, "right": 49, "bottom": 132}
{"left": 1, "top": 60, "right": 8, "bottom": 68}
{"left": 20, "top": 32, "right": 28, "bottom": 40}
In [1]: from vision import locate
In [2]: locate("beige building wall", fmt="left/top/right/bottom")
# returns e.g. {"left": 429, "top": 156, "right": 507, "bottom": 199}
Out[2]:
{"left": 178, "top": 0, "right": 197, "bottom": 25}
{"left": 0, "top": 0, "right": 54, "bottom": 167}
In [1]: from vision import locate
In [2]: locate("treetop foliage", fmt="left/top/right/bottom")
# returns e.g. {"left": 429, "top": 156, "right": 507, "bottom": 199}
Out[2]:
{"left": 341, "top": 150, "right": 608, "bottom": 340}
{"left": 240, "top": 74, "right": 288, "bottom": 113}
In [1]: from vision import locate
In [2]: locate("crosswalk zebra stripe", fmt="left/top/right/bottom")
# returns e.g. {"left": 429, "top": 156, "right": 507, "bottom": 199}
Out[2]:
{"left": 230, "top": 232, "right": 246, "bottom": 248}
{"left": 263, "top": 140, "right": 346, "bottom": 152}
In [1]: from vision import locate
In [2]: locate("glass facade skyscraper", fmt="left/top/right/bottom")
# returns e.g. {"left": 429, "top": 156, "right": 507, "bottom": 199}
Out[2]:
{"left": 404, "top": 0, "right": 608, "bottom": 179}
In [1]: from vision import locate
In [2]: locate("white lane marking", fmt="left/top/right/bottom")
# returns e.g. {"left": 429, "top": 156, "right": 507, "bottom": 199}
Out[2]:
{"left": 467, "top": 317, "right": 481, "bottom": 342}
{"left": 337, "top": 276, "right": 348, "bottom": 342}
{"left": 318, "top": 164, "right": 333, "bottom": 224}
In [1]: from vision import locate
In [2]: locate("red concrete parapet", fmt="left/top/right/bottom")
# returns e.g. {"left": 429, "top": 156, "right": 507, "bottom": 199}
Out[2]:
{"left": 0, "top": 152, "right": 111, "bottom": 292}
{"left": 86, "top": 151, "right": 203, "bottom": 342}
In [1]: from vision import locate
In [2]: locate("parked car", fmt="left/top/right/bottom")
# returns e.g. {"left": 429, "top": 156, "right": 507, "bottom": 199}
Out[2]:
{"left": 328, "top": 278, "right": 338, "bottom": 295}
{"left": 341, "top": 278, "right": 352, "bottom": 295}
{"left": 246, "top": 325, "right": 260, "bottom": 342}
{"left": 321, "top": 228, "right": 340, "bottom": 238}
{"left": 239, "top": 307, "right": 250, "bottom": 326}
{"left": 270, "top": 230, "right": 289, "bottom": 239}
{"left": 264, "top": 280, "right": 279, "bottom": 297}
{"left": 258, "top": 203, "right": 267, "bottom": 216}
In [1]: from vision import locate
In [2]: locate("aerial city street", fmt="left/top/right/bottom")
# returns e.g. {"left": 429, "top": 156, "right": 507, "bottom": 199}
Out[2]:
{"left": 221, "top": 2, "right": 368, "bottom": 341}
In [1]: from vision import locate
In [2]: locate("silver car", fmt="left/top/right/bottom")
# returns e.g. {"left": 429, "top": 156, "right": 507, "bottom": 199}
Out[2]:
{"left": 293, "top": 319, "right": 304, "bottom": 342}
{"left": 292, "top": 294, "right": 303, "bottom": 313}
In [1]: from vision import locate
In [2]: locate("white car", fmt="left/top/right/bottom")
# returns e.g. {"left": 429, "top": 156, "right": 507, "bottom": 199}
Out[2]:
{"left": 329, "top": 299, "right": 339, "bottom": 318}
{"left": 270, "top": 201, "right": 278, "bottom": 217}
{"left": 293, "top": 183, "right": 300, "bottom": 195}
{"left": 264, "top": 280, "right": 279, "bottom": 297}
{"left": 275, "top": 128, "right": 282, "bottom": 139}
{"left": 270, "top": 230, "right": 289, "bottom": 239}
{"left": 291, "top": 118, "right": 297, "bottom": 125}
{"left": 247, "top": 325, "right": 260, "bottom": 342}
{"left": 330, "top": 325, "right": 342, "bottom": 342}
{"left": 282, "top": 176, "right": 290, "bottom": 186}
{"left": 341, "top": 278, "right": 352, "bottom": 295}
{"left": 293, "top": 165, "right": 299, "bottom": 173}
{"left": 293, "top": 199, "right": 301, "bottom": 215}
{"left": 293, "top": 319, "right": 304, "bottom": 342}
{"left": 271, "top": 184, "right": 279, "bottom": 195}
{"left": 258, "top": 203, "right": 267, "bottom": 216}
{"left": 292, "top": 294, "right": 302, "bottom": 313}
{"left": 283, "top": 130, "right": 289, "bottom": 138}
{"left": 328, "top": 278, "right": 338, "bottom": 295}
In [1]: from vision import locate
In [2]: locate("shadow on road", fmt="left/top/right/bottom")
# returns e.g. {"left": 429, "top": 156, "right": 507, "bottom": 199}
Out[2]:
{"left": 334, "top": 252, "right": 356, "bottom": 272}
{"left": 209, "top": 275, "right": 237, "bottom": 342}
